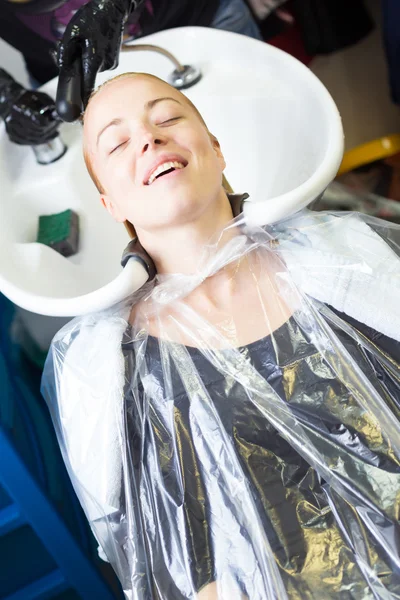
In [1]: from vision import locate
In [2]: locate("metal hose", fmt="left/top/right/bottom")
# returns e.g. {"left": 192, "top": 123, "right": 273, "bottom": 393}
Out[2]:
{"left": 121, "top": 43, "right": 185, "bottom": 72}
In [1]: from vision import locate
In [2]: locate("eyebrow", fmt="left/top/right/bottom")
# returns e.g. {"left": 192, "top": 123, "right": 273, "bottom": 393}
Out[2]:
{"left": 146, "top": 96, "right": 181, "bottom": 110}
{"left": 96, "top": 97, "right": 182, "bottom": 147}
{"left": 96, "top": 118, "right": 122, "bottom": 146}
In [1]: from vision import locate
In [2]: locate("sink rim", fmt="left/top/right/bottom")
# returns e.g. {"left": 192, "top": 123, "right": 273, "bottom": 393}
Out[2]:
{"left": 0, "top": 26, "right": 344, "bottom": 316}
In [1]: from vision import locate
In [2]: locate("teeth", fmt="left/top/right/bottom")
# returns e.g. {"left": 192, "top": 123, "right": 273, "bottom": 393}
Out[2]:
{"left": 147, "top": 161, "right": 185, "bottom": 185}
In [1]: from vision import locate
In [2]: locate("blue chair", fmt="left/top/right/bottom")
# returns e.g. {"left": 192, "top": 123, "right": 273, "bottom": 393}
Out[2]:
{"left": 0, "top": 295, "right": 120, "bottom": 600}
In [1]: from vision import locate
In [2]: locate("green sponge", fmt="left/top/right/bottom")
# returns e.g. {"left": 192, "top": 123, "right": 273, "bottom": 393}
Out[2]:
{"left": 37, "top": 209, "right": 79, "bottom": 257}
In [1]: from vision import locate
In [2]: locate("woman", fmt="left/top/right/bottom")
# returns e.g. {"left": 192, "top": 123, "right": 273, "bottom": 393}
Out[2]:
{"left": 43, "top": 73, "right": 400, "bottom": 599}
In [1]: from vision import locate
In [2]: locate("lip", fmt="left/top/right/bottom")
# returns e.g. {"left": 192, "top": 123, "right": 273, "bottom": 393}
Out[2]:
{"left": 143, "top": 153, "right": 188, "bottom": 186}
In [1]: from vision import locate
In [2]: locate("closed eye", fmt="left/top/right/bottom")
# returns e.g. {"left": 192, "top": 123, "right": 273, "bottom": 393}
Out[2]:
{"left": 160, "top": 117, "right": 182, "bottom": 125}
{"left": 109, "top": 140, "right": 128, "bottom": 155}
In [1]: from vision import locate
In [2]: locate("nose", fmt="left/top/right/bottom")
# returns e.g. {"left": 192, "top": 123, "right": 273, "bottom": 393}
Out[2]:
{"left": 140, "top": 130, "right": 167, "bottom": 155}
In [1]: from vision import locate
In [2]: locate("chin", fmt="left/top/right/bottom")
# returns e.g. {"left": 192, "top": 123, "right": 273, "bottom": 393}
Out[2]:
{"left": 160, "top": 188, "right": 204, "bottom": 217}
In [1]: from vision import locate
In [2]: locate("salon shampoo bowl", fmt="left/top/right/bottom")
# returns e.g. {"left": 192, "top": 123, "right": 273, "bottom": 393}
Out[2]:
{"left": 0, "top": 27, "right": 343, "bottom": 317}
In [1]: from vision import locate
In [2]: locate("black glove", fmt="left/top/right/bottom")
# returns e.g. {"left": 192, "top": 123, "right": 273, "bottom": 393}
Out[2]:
{"left": 0, "top": 68, "right": 60, "bottom": 146}
{"left": 56, "top": 0, "right": 144, "bottom": 122}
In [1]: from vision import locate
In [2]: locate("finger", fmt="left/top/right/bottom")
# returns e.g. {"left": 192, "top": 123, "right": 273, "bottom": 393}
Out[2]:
{"left": 6, "top": 123, "right": 36, "bottom": 145}
{"left": 81, "top": 48, "right": 102, "bottom": 107}
{"left": 101, "top": 32, "right": 123, "bottom": 72}
{"left": 33, "top": 91, "right": 58, "bottom": 111}
{"left": 7, "top": 116, "right": 57, "bottom": 145}
{"left": 39, "top": 105, "right": 60, "bottom": 126}
{"left": 56, "top": 56, "right": 84, "bottom": 122}
{"left": 56, "top": 33, "right": 80, "bottom": 111}
{"left": 39, "top": 125, "right": 60, "bottom": 143}
{"left": 57, "top": 31, "right": 79, "bottom": 73}
{"left": 12, "top": 122, "right": 60, "bottom": 145}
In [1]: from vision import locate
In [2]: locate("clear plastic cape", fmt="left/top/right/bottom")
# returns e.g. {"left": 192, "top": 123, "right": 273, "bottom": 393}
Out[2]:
{"left": 41, "top": 209, "right": 400, "bottom": 600}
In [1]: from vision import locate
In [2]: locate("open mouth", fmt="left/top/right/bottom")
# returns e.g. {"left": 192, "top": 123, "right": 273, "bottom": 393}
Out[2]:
{"left": 145, "top": 160, "right": 188, "bottom": 186}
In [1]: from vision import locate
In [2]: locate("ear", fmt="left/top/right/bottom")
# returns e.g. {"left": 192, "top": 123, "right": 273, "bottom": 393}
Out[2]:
{"left": 100, "top": 194, "right": 125, "bottom": 223}
{"left": 210, "top": 134, "right": 226, "bottom": 170}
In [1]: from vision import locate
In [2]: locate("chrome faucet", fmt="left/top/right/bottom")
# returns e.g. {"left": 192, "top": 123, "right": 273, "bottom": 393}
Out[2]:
{"left": 121, "top": 43, "right": 202, "bottom": 89}
{"left": 32, "top": 136, "right": 67, "bottom": 165}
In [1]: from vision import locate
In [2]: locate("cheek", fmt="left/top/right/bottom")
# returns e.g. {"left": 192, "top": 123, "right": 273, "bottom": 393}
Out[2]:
{"left": 101, "top": 155, "right": 135, "bottom": 196}
{"left": 112, "top": 158, "right": 132, "bottom": 185}
{"left": 98, "top": 157, "right": 139, "bottom": 221}
{"left": 193, "top": 132, "right": 221, "bottom": 165}
{"left": 185, "top": 134, "right": 215, "bottom": 168}
{"left": 178, "top": 126, "right": 209, "bottom": 152}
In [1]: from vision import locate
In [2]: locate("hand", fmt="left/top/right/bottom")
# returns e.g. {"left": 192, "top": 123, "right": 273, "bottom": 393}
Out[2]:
{"left": 5, "top": 89, "right": 61, "bottom": 146}
{"left": 56, "top": 0, "right": 143, "bottom": 120}
{"left": 0, "top": 69, "right": 60, "bottom": 145}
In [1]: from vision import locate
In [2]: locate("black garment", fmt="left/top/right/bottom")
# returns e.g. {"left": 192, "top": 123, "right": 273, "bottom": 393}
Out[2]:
{"left": 291, "top": 0, "right": 373, "bottom": 55}
{"left": 0, "top": 0, "right": 219, "bottom": 85}
{"left": 0, "top": 3, "right": 58, "bottom": 84}
{"left": 137, "top": 0, "right": 218, "bottom": 39}
{"left": 122, "top": 311, "right": 400, "bottom": 598}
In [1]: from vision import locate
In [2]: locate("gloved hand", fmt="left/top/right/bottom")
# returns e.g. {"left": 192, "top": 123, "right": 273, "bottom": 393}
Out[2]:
{"left": 0, "top": 69, "right": 60, "bottom": 146}
{"left": 56, "top": 0, "right": 144, "bottom": 122}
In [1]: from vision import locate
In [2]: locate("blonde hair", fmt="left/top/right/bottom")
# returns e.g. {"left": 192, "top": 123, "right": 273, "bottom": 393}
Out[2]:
{"left": 82, "top": 72, "right": 212, "bottom": 194}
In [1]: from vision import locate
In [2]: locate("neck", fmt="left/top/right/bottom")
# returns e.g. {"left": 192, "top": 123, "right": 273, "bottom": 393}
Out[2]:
{"left": 137, "top": 188, "right": 238, "bottom": 276}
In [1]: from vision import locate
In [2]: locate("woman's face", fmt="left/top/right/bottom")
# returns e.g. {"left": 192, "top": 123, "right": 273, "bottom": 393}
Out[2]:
{"left": 83, "top": 75, "right": 226, "bottom": 233}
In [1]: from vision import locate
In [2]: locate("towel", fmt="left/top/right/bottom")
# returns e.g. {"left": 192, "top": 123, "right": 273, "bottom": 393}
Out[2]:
{"left": 276, "top": 212, "right": 400, "bottom": 342}
{"left": 58, "top": 316, "right": 128, "bottom": 522}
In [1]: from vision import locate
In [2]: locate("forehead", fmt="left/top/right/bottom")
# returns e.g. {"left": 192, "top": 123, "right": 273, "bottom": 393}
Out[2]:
{"left": 84, "top": 76, "right": 184, "bottom": 141}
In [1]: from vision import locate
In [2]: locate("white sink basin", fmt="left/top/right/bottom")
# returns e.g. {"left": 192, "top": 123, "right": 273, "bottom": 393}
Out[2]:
{"left": 0, "top": 27, "right": 343, "bottom": 317}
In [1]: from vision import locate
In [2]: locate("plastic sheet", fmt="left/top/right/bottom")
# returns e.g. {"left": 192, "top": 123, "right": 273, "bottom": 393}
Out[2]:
{"left": 42, "top": 209, "right": 400, "bottom": 599}
{"left": 316, "top": 181, "right": 400, "bottom": 223}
